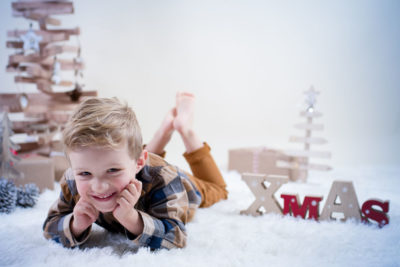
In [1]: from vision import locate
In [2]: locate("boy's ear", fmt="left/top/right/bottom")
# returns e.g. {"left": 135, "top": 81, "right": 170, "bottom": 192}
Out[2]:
{"left": 135, "top": 149, "right": 148, "bottom": 173}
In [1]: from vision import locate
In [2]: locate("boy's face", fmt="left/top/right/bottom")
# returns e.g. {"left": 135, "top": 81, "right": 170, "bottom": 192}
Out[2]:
{"left": 68, "top": 144, "right": 146, "bottom": 213}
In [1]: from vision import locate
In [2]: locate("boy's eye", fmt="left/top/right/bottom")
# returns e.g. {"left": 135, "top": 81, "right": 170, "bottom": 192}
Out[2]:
{"left": 107, "top": 168, "right": 120, "bottom": 173}
{"left": 79, "top": 172, "right": 91, "bottom": 176}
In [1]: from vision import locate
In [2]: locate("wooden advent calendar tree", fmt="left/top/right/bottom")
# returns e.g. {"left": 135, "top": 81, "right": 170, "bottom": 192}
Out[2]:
{"left": 2, "top": 1, "right": 97, "bottom": 189}
{"left": 6, "top": 0, "right": 87, "bottom": 100}
{"left": 3, "top": 0, "right": 97, "bottom": 144}
{"left": 278, "top": 86, "right": 332, "bottom": 182}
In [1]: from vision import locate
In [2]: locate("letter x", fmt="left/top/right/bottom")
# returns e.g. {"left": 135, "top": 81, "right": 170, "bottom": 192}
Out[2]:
{"left": 241, "top": 173, "right": 288, "bottom": 216}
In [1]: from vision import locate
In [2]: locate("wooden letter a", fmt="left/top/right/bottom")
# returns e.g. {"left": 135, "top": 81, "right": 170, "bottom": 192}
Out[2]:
{"left": 320, "top": 181, "right": 361, "bottom": 221}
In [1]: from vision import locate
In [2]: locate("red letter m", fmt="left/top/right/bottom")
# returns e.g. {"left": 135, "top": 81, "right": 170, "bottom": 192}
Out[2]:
{"left": 281, "top": 194, "right": 323, "bottom": 220}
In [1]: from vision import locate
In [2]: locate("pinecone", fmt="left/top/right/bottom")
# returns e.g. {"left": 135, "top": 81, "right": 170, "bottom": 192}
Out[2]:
{"left": 0, "top": 177, "right": 17, "bottom": 213}
{"left": 17, "top": 183, "right": 39, "bottom": 208}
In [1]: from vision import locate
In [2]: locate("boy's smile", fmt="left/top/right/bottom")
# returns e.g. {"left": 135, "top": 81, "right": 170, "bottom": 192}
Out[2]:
{"left": 68, "top": 144, "right": 144, "bottom": 213}
{"left": 92, "top": 192, "right": 116, "bottom": 201}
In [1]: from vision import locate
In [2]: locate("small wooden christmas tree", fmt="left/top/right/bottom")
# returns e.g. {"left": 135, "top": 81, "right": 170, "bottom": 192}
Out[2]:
{"left": 6, "top": 0, "right": 84, "bottom": 99}
{"left": 0, "top": 112, "right": 24, "bottom": 181}
{"left": 279, "top": 86, "right": 332, "bottom": 181}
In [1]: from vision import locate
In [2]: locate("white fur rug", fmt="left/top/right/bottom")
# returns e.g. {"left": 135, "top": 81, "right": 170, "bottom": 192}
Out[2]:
{"left": 1, "top": 166, "right": 399, "bottom": 267}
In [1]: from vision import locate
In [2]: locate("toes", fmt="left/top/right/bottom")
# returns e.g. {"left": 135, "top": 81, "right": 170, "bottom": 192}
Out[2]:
{"left": 181, "top": 92, "right": 194, "bottom": 98}
{"left": 176, "top": 91, "right": 195, "bottom": 103}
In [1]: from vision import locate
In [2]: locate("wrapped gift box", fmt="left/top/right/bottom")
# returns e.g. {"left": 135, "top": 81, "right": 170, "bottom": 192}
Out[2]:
{"left": 229, "top": 147, "right": 290, "bottom": 175}
{"left": 12, "top": 135, "right": 69, "bottom": 182}
{"left": 228, "top": 147, "right": 307, "bottom": 181}
{"left": 14, "top": 154, "right": 55, "bottom": 192}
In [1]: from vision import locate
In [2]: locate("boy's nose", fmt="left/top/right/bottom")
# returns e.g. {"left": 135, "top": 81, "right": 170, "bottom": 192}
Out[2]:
{"left": 91, "top": 178, "right": 109, "bottom": 193}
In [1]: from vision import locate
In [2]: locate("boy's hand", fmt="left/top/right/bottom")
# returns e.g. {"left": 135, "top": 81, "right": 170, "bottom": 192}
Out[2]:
{"left": 71, "top": 198, "right": 99, "bottom": 238}
{"left": 113, "top": 179, "right": 144, "bottom": 235}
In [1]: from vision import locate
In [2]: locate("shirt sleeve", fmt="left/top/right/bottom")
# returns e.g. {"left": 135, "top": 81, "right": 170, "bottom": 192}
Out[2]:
{"left": 42, "top": 171, "right": 91, "bottom": 248}
{"left": 129, "top": 175, "right": 191, "bottom": 249}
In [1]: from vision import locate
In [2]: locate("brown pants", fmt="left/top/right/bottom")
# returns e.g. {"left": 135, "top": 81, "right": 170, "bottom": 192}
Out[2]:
{"left": 159, "top": 143, "right": 228, "bottom": 208}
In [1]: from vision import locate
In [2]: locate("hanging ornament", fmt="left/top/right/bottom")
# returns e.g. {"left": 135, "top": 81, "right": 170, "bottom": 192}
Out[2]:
{"left": 74, "top": 44, "right": 84, "bottom": 86}
{"left": 51, "top": 56, "right": 61, "bottom": 85}
{"left": 67, "top": 83, "right": 83, "bottom": 102}
{"left": 304, "top": 86, "right": 319, "bottom": 113}
{"left": 20, "top": 23, "right": 42, "bottom": 54}
{"left": 68, "top": 43, "right": 84, "bottom": 102}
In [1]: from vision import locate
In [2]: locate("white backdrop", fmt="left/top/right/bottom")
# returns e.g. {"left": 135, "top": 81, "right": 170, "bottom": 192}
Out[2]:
{"left": 1, "top": 0, "right": 399, "bottom": 170}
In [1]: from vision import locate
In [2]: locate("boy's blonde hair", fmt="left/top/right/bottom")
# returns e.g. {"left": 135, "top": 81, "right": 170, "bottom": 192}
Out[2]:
{"left": 62, "top": 97, "right": 143, "bottom": 159}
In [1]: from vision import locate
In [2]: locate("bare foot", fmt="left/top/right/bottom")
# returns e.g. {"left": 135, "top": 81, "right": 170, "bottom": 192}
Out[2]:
{"left": 145, "top": 108, "right": 176, "bottom": 155}
{"left": 173, "top": 92, "right": 195, "bottom": 136}
{"left": 173, "top": 92, "right": 203, "bottom": 153}
{"left": 160, "top": 107, "right": 176, "bottom": 137}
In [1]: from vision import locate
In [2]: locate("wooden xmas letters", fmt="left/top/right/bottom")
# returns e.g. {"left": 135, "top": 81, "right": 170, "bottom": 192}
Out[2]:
{"left": 241, "top": 173, "right": 390, "bottom": 227}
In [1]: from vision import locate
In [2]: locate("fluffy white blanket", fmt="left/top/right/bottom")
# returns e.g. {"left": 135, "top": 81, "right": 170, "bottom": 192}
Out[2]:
{"left": 1, "top": 166, "right": 399, "bottom": 267}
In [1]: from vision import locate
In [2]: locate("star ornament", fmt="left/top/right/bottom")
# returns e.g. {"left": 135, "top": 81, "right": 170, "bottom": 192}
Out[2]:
{"left": 20, "top": 28, "right": 43, "bottom": 53}
{"left": 304, "top": 86, "right": 320, "bottom": 112}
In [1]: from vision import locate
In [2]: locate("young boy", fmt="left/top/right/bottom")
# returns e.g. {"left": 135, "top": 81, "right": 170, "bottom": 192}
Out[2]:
{"left": 43, "top": 92, "right": 228, "bottom": 250}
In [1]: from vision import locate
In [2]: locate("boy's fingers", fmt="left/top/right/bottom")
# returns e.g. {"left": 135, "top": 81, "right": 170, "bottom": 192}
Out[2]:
{"left": 120, "top": 189, "right": 135, "bottom": 204}
{"left": 75, "top": 207, "right": 93, "bottom": 223}
{"left": 132, "top": 179, "right": 142, "bottom": 193}
{"left": 82, "top": 201, "right": 96, "bottom": 214}
{"left": 78, "top": 197, "right": 92, "bottom": 206}
{"left": 79, "top": 201, "right": 98, "bottom": 219}
{"left": 127, "top": 180, "right": 141, "bottom": 197}
{"left": 87, "top": 210, "right": 97, "bottom": 222}
{"left": 83, "top": 204, "right": 98, "bottom": 220}
{"left": 136, "top": 180, "right": 142, "bottom": 193}
{"left": 75, "top": 202, "right": 88, "bottom": 215}
{"left": 117, "top": 196, "right": 130, "bottom": 209}
{"left": 91, "top": 206, "right": 99, "bottom": 218}
{"left": 78, "top": 201, "right": 98, "bottom": 214}
{"left": 126, "top": 183, "right": 136, "bottom": 195}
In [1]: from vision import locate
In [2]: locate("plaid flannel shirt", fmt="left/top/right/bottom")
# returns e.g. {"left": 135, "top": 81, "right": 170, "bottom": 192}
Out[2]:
{"left": 43, "top": 153, "right": 202, "bottom": 250}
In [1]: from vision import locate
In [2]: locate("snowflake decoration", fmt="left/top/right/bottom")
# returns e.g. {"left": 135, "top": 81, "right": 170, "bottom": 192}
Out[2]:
{"left": 20, "top": 26, "right": 42, "bottom": 54}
